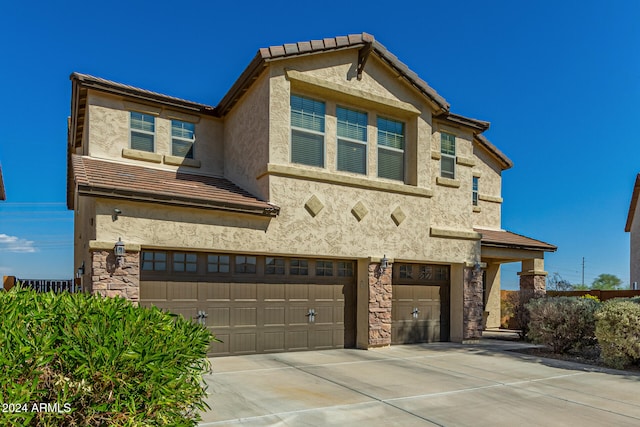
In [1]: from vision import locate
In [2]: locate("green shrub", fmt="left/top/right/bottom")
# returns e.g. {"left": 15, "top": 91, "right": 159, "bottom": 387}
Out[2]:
{"left": 595, "top": 299, "right": 640, "bottom": 369}
{"left": 526, "top": 296, "right": 600, "bottom": 353}
{"left": 0, "top": 285, "right": 214, "bottom": 426}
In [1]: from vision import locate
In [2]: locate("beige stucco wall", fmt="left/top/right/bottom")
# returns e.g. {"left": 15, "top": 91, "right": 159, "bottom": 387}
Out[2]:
{"left": 85, "top": 92, "right": 224, "bottom": 176}
{"left": 484, "top": 262, "right": 501, "bottom": 328}
{"left": 223, "top": 73, "right": 271, "bottom": 201}
{"left": 472, "top": 144, "right": 503, "bottom": 230}
{"left": 631, "top": 196, "right": 640, "bottom": 286}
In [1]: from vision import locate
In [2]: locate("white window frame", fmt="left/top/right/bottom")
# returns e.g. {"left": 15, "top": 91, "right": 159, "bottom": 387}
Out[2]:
{"left": 129, "top": 112, "right": 155, "bottom": 152}
{"left": 377, "top": 116, "right": 405, "bottom": 181}
{"left": 290, "top": 94, "right": 326, "bottom": 168}
{"left": 171, "top": 120, "right": 196, "bottom": 159}
{"left": 440, "top": 132, "right": 456, "bottom": 179}
{"left": 472, "top": 176, "right": 479, "bottom": 206}
{"left": 336, "top": 106, "right": 368, "bottom": 175}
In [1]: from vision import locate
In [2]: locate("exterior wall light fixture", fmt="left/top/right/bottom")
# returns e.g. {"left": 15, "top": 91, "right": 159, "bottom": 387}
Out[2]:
{"left": 380, "top": 254, "right": 389, "bottom": 270}
{"left": 114, "top": 238, "right": 126, "bottom": 266}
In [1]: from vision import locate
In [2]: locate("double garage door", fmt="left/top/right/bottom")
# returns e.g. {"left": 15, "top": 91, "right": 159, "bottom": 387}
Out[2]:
{"left": 140, "top": 253, "right": 356, "bottom": 356}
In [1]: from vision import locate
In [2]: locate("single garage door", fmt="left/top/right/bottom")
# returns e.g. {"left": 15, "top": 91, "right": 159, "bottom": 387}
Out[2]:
{"left": 140, "top": 251, "right": 356, "bottom": 356}
{"left": 391, "top": 263, "right": 450, "bottom": 344}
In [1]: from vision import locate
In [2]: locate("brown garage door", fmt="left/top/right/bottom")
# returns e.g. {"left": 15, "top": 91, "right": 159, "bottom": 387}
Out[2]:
{"left": 391, "top": 264, "right": 450, "bottom": 344}
{"left": 140, "top": 252, "right": 356, "bottom": 356}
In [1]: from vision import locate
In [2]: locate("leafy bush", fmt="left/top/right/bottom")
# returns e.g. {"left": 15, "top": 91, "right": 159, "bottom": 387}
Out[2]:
{"left": 0, "top": 285, "right": 213, "bottom": 426}
{"left": 580, "top": 294, "right": 600, "bottom": 302}
{"left": 526, "top": 296, "right": 600, "bottom": 353}
{"left": 595, "top": 299, "right": 640, "bottom": 369}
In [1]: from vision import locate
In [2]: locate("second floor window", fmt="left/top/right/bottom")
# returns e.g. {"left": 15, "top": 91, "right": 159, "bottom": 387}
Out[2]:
{"left": 472, "top": 177, "right": 479, "bottom": 206}
{"left": 337, "top": 107, "right": 367, "bottom": 174}
{"left": 291, "top": 95, "right": 325, "bottom": 167}
{"left": 130, "top": 112, "right": 155, "bottom": 152}
{"left": 377, "top": 117, "right": 405, "bottom": 181}
{"left": 441, "top": 132, "right": 456, "bottom": 179}
{"left": 172, "top": 120, "right": 195, "bottom": 159}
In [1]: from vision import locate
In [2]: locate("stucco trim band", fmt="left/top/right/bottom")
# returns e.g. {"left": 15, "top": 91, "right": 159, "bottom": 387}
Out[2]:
{"left": 122, "top": 148, "right": 162, "bottom": 163}
{"left": 431, "top": 151, "right": 441, "bottom": 160}
{"left": 163, "top": 155, "right": 202, "bottom": 168}
{"left": 518, "top": 270, "right": 549, "bottom": 277}
{"left": 478, "top": 194, "right": 503, "bottom": 204}
{"left": 436, "top": 177, "right": 461, "bottom": 188}
{"left": 89, "top": 240, "right": 141, "bottom": 252}
{"left": 261, "top": 164, "right": 433, "bottom": 198}
{"left": 473, "top": 206, "right": 481, "bottom": 213}
{"left": 123, "top": 101, "right": 162, "bottom": 116}
{"left": 285, "top": 69, "right": 421, "bottom": 117}
{"left": 456, "top": 156, "right": 476, "bottom": 167}
{"left": 430, "top": 227, "right": 482, "bottom": 240}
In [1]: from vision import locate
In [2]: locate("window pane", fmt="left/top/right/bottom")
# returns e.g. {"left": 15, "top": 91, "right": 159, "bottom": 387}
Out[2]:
{"left": 172, "top": 121, "right": 195, "bottom": 139}
{"left": 186, "top": 253, "right": 197, "bottom": 262}
{"left": 143, "top": 261, "right": 153, "bottom": 270}
{"left": 337, "top": 139, "right": 366, "bottom": 174}
{"left": 441, "top": 133, "right": 456, "bottom": 155}
{"left": 131, "top": 112, "right": 154, "bottom": 132}
{"left": 156, "top": 262, "right": 166, "bottom": 271}
{"left": 174, "top": 253, "right": 185, "bottom": 262}
{"left": 377, "top": 118, "right": 404, "bottom": 150}
{"left": 266, "top": 257, "right": 285, "bottom": 274}
{"left": 172, "top": 139, "right": 194, "bottom": 158}
{"left": 337, "top": 107, "right": 367, "bottom": 141}
{"left": 292, "top": 130, "right": 324, "bottom": 167}
{"left": 291, "top": 95, "right": 325, "bottom": 132}
{"left": 131, "top": 132, "right": 154, "bottom": 152}
{"left": 378, "top": 147, "right": 404, "bottom": 181}
{"left": 156, "top": 252, "right": 166, "bottom": 261}
{"left": 441, "top": 156, "right": 455, "bottom": 179}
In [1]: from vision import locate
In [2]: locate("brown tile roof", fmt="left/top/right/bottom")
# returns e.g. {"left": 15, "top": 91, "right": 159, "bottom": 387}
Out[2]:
{"left": 625, "top": 173, "right": 640, "bottom": 232}
{"left": 475, "top": 228, "right": 556, "bottom": 251}
{"left": 71, "top": 155, "right": 279, "bottom": 216}
{"left": 219, "top": 32, "right": 451, "bottom": 116}
{"left": 474, "top": 134, "right": 513, "bottom": 170}
{"left": 71, "top": 73, "right": 217, "bottom": 114}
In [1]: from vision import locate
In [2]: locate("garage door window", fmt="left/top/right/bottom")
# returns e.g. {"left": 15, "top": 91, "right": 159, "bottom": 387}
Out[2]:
{"left": 316, "top": 260, "right": 334, "bottom": 276}
{"left": 207, "top": 254, "right": 230, "bottom": 273}
{"left": 399, "top": 265, "right": 413, "bottom": 279}
{"left": 142, "top": 251, "right": 167, "bottom": 271}
{"left": 290, "top": 259, "right": 309, "bottom": 275}
{"left": 337, "top": 261, "right": 354, "bottom": 277}
{"left": 173, "top": 253, "right": 197, "bottom": 272}
{"left": 235, "top": 256, "right": 257, "bottom": 273}
{"left": 266, "top": 257, "right": 285, "bottom": 275}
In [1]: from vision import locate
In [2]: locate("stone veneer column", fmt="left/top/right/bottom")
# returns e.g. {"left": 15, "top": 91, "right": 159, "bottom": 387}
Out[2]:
{"left": 518, "top": 258, "right": 547, "bottom": 300}
{"left": 463, "top": 266, "right": 484, "bottom": 341}
{"left": 91, "top": 249, "right": 140, "bottom": 304}
{"left": 368, "top": 262, "right": 392, "bottom": 347}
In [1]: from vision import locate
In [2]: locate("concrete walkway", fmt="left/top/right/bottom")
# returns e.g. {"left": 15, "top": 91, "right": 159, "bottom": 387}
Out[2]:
{"left": 199, "top": 339, "right": 640, "bottom": 426}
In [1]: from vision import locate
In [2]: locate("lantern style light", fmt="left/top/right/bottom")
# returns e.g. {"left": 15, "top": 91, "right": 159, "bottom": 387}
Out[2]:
{"left": 380, "top": 254, "right": 389, "bottom": 270}
{"left": 114, "top": 238, "right": 126, "bottom": 258}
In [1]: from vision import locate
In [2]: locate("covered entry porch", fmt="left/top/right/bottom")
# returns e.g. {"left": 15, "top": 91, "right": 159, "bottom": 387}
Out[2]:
{"left": 475, "top": 228, "right": 557, "bottom": 329}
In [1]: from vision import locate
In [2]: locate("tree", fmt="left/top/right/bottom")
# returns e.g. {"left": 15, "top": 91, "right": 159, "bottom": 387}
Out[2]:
{"left": 591, "top": 273, "right": 623, "bottom": 290}
{"left": 547, "top": 272, "right": 573, "bottom": 291}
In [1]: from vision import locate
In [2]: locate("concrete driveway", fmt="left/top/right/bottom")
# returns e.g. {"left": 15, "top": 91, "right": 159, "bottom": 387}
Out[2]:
{"left": 199, "top": 339, "right": 640, "bottom": 426}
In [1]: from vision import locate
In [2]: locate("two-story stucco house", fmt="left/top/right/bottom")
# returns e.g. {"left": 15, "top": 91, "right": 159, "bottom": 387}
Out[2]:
{"left": 626, "top": 173, "right": 640, "bottom": 290}
{"left": 67, "top": 33, "right": 556, "bottom": 356}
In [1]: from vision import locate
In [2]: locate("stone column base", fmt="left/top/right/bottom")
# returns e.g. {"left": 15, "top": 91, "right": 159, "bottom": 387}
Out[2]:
{"left": 91, "top": 249, "right": 140, "bottom": 304}
{"left": 368, "top": 262, "right": 392, "bottom": 347}
{"left": 463, "top": 266, "right": 484, "bottom": 341}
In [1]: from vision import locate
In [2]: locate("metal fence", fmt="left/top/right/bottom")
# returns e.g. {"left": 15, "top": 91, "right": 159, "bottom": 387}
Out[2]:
{"left": 3, "top": 276, "right": 80, "bottom": 293}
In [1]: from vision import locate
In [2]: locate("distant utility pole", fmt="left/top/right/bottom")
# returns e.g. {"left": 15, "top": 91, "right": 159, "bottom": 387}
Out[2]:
{"left": 582, "top": 257, "right": 585, "bottom": 286}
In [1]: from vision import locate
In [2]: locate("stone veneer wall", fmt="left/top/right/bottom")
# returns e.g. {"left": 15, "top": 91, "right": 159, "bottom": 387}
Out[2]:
{"left": 463, "top": 267, "right": 484, "bottom": 340}
{"left": 519, "top": 274, "right": 547, "bottom": 296}
{"left": 91, "top": 250, "right": 140, "bottom": 303}
{"left": 368, "top": 263, "right": 392, "bottom": 347}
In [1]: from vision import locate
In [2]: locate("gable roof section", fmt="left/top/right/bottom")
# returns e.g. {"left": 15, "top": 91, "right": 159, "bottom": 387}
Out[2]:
{"left": 625, "top": 173, "right": 640, "bottom": 232}
{"left": 70, "top": 155, "right": 279, "bottom": 216}
{"left": 218, "top": 33, "right": 450, "bottom": 116}
{"left": 475, "top": 228, "right": 556, "bottom": 252}
{"left": 474, "top": 134, "right": 513, "bottom": 170}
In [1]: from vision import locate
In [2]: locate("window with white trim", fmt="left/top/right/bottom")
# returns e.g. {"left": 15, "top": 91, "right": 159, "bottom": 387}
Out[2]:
{"left": 130, "top": 112, "right": 155, "bottom": 152}
{"left": 472, "top": 177, "right": 479, "bottom": 206}
{"left": 172, "top": 120, "right": 195, "bottom": 159}
{"left": 337, "top": 107, "right": 367, "bottom": 174}
{"left": 441, "top": 132, "right": 456, "bottom": 179}
{"left": 290, "top": 95, "right": 325, "bottom": 167}
{"left": 377, "top": 117, "right": 405, "bottom": 181}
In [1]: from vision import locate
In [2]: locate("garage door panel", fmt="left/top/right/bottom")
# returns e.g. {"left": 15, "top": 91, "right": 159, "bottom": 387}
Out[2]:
{"left": 168, "top": 282, "right": 198, "bottom": 301}
{"left": 264, "top": 306, "right": 285, "bottom": 326}
{"left": 312, "top": 328, "right": 335, "bottom": 349}
{"left": 232, "top": 333, "right": 257, "bottom": 354}
{"left": 232, "top": 283, "right": 257, "bottom": 301}
{"left": 233, "top": 307, "right": 257, "bottom": 326}
{"left": 288, "top": 305, "right": 311, "bottom": 326}
{"left": 263, "top": 283, "right": 286, "bottom": 301}
{"left": 263, "top": 331, "right": 285, "bottom": 352}
{"left": 200, "top": 282, "right": 230, "bottom": 301}
{"left": 140, "top": 281, "right": 167, "bottom": 301}
{"left": 210, "top": 334, "right": 230, "bottom": 355}
{"left": 287, "top": 284, "right": 310, "bottom": 301}
{"left": 287, "top": 330, "right": 309, "bottom": 350}
{"left": 314, "top": 284, "right": 335, "bottom": 301}
{"left": 210, "top": 307, "right": 230, "bottom": 328}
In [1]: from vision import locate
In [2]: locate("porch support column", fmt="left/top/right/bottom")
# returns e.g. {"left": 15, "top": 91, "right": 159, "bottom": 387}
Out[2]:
{"left": 463, "top": 263, "right": 484, "bottom": 342}
{"left": 518, "top": 258, "right": 547, "bottom": 299}
{"left": 89, "top": 241, "right": 141, "bottom": 304}
{"left": 367, "top": 259, "right": 393, "bottom": 347}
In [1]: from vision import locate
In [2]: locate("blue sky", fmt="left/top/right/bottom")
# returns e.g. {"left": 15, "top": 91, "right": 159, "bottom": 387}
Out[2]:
{"left": 0, "top": 1, "right": 638, "bottom": 289}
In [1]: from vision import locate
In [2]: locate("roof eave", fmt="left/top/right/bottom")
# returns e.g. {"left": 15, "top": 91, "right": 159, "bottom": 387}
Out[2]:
{"left": 480, "top": 242, "right": 558, "bottom": 252}
{"left": 625, "top": 174, "right": 640, "bottom": 232}
{"left": 474, "top": 134, "right": 513, "bottom": 170}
